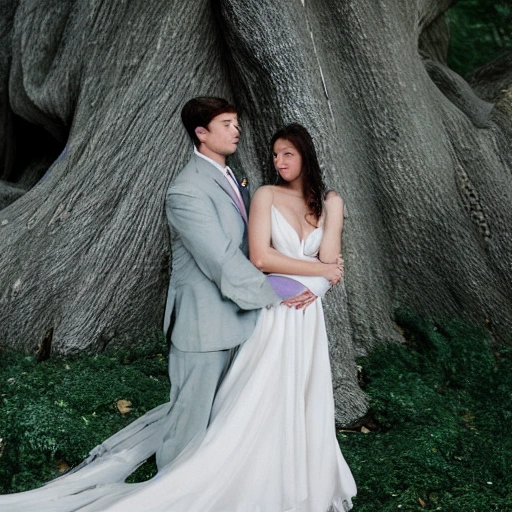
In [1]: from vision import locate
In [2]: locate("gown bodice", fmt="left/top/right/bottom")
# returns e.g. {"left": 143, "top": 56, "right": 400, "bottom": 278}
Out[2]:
{"left": 271, "top": 205, "right": 323, "bottom": 261}
{"left": 270, "top": 205, "right": 331, "bottom": 298}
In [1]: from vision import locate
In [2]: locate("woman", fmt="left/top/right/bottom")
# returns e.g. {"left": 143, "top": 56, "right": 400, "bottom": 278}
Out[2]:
{"left": 1, "top": 124, "right": 356, "bottom": 511}
{"left": 250, "top": 123, "right": 346, "bottom": 293}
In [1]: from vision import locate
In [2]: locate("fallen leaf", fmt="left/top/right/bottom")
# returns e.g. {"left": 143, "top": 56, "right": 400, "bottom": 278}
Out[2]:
{"left": 116, "top": 399, "right": 132, "bottom": 415}
{"left": 418, "top": 497, "right": 426, "bottom": 507}
{"left": 360, "top": 426, "right": 370, "bottom": 433}
{"left": 57, "top": 460, "right": 70, "bottom": 473}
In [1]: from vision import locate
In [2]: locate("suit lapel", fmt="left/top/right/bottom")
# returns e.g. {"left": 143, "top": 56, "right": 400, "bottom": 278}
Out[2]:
{"left": 240, "top": 183, "right": 250, "bottom": 216}
{"left": 192, "top": 155, "right": 248, "bottom": 223}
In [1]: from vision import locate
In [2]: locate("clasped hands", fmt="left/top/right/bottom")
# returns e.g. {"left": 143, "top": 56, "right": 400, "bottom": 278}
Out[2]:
{"left": 326, "top": 255, "right": 344, "bottom": 286}
{"left": 281, "top": 255, "right": 344, "bottom": 310}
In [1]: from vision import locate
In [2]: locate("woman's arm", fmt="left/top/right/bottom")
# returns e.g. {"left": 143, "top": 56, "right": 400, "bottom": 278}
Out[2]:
{"left": 248, "top": 186, "right": 341, "bottom": 282}
{"left": 318, "top": 191, "right": 344, "bottom": 264}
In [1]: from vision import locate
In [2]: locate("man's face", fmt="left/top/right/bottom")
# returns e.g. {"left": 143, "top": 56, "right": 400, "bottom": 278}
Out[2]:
{"left": 197, "top": 113, "right": 240, "bottom": 157}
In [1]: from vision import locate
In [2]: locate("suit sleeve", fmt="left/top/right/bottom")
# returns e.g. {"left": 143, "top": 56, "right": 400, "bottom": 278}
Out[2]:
{"left": 166, "top": 184, "right": 280, "bottom": 310}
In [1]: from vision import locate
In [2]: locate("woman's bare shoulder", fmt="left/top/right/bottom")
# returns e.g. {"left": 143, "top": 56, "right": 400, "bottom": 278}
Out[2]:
{"left": 325, "top": 190, "right": 344, "bottom": 206}
{"left": 325, "top": 189, "right": 342, "bottom": 200}
{"left": 253, "top": 185, "right": 277, "bottom": 201}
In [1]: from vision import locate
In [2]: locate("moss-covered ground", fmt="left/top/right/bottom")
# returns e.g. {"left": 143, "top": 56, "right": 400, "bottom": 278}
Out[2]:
{"left": 1, "top": 312, "right": 511, "bottom": 510}
{"left": 0, "top": 339, "right": 168, "bottom": 492}
{"left": 342, "top": 310, "right": 512, "bottom": 511}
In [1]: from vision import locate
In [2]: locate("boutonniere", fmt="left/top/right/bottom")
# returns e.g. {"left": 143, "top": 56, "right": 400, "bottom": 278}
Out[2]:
{"left": 240, "top": 177, "right": 248, "bottom": 187}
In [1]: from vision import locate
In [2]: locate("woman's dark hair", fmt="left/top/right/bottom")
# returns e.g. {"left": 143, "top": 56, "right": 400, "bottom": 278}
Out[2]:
{"left": 271, "top": 123, "right": 326, "bottom": 224}
{"left": 181, "top": 97, "right": 237, "bottom": 147}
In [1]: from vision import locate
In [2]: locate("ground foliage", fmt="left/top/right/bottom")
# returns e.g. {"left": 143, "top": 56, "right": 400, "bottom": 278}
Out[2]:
{"left": 0, "top": 338, "right": 168, "bottom": 493}
{"left": 340, "top": 310, "right": 512, "bottom": 511}
{"left": 448, "top": 0, "right": 512, "bottom": 76}
{"left": 1, "top": 315, "right": 511, "bottom": 508}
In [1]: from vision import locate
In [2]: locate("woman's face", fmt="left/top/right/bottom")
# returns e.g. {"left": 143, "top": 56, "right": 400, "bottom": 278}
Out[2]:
{"left": 273, "top": 138, "right": 303, "bottom": 184}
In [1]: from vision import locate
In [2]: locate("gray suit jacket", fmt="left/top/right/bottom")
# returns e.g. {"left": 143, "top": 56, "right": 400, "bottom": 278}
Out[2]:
{"left": 163, "top": 154, "right": 279, "bottom": 352}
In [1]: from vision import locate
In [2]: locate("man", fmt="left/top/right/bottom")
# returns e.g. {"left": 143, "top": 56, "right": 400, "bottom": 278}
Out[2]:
{"left": 157, "top": 97, "right": 314, "bottom": 469}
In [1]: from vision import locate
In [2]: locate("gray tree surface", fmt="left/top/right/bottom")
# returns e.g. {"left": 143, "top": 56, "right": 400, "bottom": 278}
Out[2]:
{"left": 1, "top": 0, "right": 511, "bottom": 424}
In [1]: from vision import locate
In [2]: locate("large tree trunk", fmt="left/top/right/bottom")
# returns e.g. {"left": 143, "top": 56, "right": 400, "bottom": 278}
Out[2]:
{"left": 1, "top": 0, "right": 511, "bottom": 424}
{"left": 0, "top": 0, "right": 232, "bottom": 350}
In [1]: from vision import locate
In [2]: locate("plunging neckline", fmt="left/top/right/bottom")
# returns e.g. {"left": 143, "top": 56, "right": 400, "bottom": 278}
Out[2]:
{"left": 271, "top": 205, "right": 322, "bottom": 245}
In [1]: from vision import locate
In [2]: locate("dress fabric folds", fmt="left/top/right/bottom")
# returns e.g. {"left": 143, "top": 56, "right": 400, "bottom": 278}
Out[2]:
{"left": 1, "top": 205, "right": 356, "bottom": 511}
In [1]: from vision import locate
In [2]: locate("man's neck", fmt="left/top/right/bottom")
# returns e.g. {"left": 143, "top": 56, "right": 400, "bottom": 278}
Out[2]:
{"left": 197, "top": 145, "right": 226, "bottom": 167}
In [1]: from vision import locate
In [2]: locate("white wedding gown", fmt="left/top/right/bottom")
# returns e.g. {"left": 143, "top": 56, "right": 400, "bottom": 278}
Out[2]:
{"left": 1, "top": 205, "right": 356, "bottom": 512}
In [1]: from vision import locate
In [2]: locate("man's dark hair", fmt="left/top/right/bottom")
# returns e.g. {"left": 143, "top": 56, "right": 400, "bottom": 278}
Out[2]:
{"left": 181, "top": 97, "right": 237, "bottom": 148}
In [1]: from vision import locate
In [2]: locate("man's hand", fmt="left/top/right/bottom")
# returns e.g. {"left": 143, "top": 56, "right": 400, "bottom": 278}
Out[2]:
{"left": 281, "top": 289, "right": 317, "bottom": 310}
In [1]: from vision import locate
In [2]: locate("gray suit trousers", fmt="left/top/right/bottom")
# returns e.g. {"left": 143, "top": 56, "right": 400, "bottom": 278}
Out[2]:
{"left": 155, "top": 345, "right": 237, "bottom": 469}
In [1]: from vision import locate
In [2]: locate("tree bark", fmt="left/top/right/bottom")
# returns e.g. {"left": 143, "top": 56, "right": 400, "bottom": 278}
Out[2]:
{"left": 0, "top": 0, "right": 232, "bottom": 352}
{"left": 1, "top": 0, "right": 511, "bottom": 425}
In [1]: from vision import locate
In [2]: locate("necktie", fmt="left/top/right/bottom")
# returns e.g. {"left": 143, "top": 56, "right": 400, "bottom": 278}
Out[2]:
{"left": 225, "top": 168, "right": 248, "bottom": 222}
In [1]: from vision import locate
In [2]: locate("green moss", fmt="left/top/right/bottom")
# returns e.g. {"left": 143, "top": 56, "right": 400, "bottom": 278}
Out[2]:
{"left": 1, "top": 315, "right": 511, "bottom": 509}
{"left": 341, "top": 310, "right": 512, "bottom": 511}
{"left": 447, "top": 0, "right": 512, "bottom": 77}
{"left": 0, "top": 337, "right": 169, "bottom": 493}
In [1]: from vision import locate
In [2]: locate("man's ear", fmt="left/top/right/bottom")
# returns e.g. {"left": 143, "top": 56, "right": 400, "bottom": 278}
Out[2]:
{"left": 195, "top": 126, "right": 207, "bottom": 143}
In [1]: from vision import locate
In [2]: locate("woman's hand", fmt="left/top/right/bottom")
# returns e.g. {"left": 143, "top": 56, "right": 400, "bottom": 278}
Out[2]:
{"left": 337, "top": 255, "right": 344, "bottom": 280}
{"left": 323, "top": 261, "right": 343, "bottom": 285}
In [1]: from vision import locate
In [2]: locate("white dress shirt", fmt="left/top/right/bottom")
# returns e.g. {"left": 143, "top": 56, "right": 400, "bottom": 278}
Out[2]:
{"left": 193, "top": 147, "right": 245, "bottom": 206}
